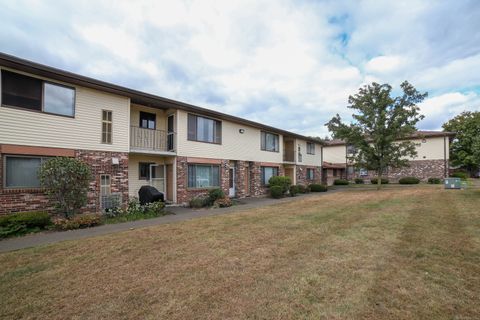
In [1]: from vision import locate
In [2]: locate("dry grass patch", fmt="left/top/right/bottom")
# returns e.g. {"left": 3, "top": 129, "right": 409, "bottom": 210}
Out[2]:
{"left": 1, "top": 186, "right": 479, "bottom": 319}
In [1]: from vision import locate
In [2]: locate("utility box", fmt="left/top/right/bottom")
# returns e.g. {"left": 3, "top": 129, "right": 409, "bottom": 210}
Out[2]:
{"left": 444, "top": 177, "right": 462, "bottom": 189}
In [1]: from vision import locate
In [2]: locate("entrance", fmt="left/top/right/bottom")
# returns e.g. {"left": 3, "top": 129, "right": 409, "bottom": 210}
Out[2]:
{"left": 229, "top": 167, "right": 236, "bottom": 197}
{"left": 149, "top": 164, "right": 166, "bottom": 197}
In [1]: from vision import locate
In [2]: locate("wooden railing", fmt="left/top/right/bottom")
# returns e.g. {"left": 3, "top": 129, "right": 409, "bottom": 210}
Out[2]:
{"left": 130, "top": 126, "right": 175, "bottom": 152}
{"left": 283, "top": 149, "right": 295, "bottom": 162}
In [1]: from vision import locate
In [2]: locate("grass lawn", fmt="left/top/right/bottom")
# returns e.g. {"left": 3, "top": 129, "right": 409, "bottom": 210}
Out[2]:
{"left": 1, "top": 186, "right": 479, "bottom": 319}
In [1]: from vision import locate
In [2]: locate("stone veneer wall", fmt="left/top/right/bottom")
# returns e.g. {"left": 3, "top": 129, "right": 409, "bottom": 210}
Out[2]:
{"left": 295, "top": 165, "right": 322, "bottom": 186}
{"left": 353, "top": 159, "right": 446, "bottom": 182}
{"left": 0, "top": 149, "right": 128, "bottom": 215}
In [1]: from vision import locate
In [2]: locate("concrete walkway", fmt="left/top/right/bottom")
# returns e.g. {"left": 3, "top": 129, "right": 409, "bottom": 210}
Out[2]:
{"left": 0, "top": 191, "right": 341, "bottom": 253}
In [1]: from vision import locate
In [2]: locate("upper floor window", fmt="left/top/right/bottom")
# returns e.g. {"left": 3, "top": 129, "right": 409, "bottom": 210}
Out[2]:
{"left": 347, "top": 144, "right": 357, "bottom": 154}
{"left": 261, "top": 131, "right": 279, "bottom": 152}
{"left": 1, "top": 70, "right": 75, "bottom": 117}
{"left": 139, "top": 111, "right": 156, "bottom": 129}
{"left": 307, "top": 142, "right": 315, "bottom": 155}
{"left": 102, "top": 110, "right": 112, "bottom": 144}
{"left": 188, "top": 114, "right": 221, "bottom": 144}
{"left": 5, "top": 155, "right": 50, "bottom": 188}
{"left": 298, "top": 145, "right": 302, "bottom": 162}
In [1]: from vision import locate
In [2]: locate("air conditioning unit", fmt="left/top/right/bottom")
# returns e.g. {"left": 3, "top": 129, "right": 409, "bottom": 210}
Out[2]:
{"left": 101, "top": 193, "right": 122, "bottom": 210}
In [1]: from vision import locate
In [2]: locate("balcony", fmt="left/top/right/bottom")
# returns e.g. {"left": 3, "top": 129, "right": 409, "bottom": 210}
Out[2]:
{"left": 283, "top": 150, "right": 295, "bottom": 162}
{"left": 130, "top": 126, "right": 175, "bottom": 154}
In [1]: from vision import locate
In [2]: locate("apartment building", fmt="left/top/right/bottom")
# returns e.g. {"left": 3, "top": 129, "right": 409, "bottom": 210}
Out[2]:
{"left": 0, "top": 53, "right": 323, "bottom": 214}
{"left": 322, "top": 131, "right": 454, "bottom": 185}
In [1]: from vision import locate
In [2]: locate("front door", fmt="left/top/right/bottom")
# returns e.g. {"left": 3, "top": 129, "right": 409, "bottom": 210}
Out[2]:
{"left": 149, "top": 164, "right": 166, "bottom": 196}
{"left": 229, "top": 167, "right": 235, "bottom": 197}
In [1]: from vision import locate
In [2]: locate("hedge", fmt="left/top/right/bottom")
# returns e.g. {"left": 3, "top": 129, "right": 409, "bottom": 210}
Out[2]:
{"left": 399, "top": 177, "right": 420, "bottom": 184}
{"left": 370, "top": 178, "right": 389, "bottom": 184}
{"left": 333, "top": 179, "right": 349, "bottom": 185}
{"left": 309, "top": 184, "right": 328, "bottom": 192}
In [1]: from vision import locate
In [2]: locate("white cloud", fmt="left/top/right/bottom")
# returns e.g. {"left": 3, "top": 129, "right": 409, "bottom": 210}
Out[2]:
{"left": 365, "top": 55, "right": 405, "bottom": 74}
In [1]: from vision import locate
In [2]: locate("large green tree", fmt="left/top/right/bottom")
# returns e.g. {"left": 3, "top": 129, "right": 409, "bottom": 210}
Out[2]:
{"left": 327, "top": 81, "right": 426, "bottom": 189}
{"left": 442, "top": 111, "right": 480, "bottom": 175}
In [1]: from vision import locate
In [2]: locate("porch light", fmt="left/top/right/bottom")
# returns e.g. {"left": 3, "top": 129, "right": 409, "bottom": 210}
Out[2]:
{"left": 239, "top": 129, "right": 245, "bottom": 134}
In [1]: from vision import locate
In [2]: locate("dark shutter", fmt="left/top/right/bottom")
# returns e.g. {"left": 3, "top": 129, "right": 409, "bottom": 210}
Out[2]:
{"left": 1, "top": 70, "right": 42, "bottom": 111}
{"left": 187, "top": 114, "right": 197, "bottom": 140}
{"left": 274, "top": 135, "right": 279, "bottom": 152}
{"left": 214, "top": 120, "right": 222, "bottom": 144}
{"left": 261, "top": 132, "right": 266, "bottom": 150}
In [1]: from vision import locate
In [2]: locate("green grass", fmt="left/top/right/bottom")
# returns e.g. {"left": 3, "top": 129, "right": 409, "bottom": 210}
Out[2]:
{"left": 103, "top": 210, "right": 173, "bottom": 224}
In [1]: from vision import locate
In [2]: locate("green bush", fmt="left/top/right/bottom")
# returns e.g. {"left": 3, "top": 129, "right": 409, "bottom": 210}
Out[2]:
{"left": 428, "top": 177, "right": 442, "bottom": 184}
{"left": 309, "top": 184, "right": 328, "bottom": 192}
{"left": 270, "top": 185, "right": 284, "bottom": 199}
{"left": 213, "top": 197, "right": 233, "bottom": 208}
{"left": 53, "top": 214, "right": 102, "bottom": 230}
{"left": 371, "top": 178, "right": 389, "bottom": 184}
{"left": 39, "top": 157, "right": 92, "bottom": 218}
{"left": 189, "top": 195, "right": 209, "bottom": 208}
{"left": 289, "top": 185, "right": 300, "bottom": 197}
{"left": 296, "top": 184, "right": 310, "bottom": 193}
{"left": 143, "top": 201, "right": 166, "bottom": 215}
{"left": 399, "top": 177, "right": 420, "bottom": 184}
{"left": 0, "top": 211, "right": 51, "bottom": 238}
{"left": 451, "top": 172, "right": 468, "bottom": 180}
{"left": 354, "top": 178, "right": 364, "bottom": 184}
{"left": 333, "top": 179, "right": 349, "bottom": 185}
{"left": 268, "top": 176, "right": 292, "bottom": 194}
{"left": 208, "top": 188, "right": 225, "bottom": 205}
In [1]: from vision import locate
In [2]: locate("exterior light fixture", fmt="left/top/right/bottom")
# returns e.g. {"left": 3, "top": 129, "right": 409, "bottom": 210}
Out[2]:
{"left": 239, "top": 129, "right": 245, "bottom": 134}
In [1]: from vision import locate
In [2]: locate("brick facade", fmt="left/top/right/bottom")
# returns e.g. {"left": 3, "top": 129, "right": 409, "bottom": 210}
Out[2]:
{"left": 295, "top": 165, "right": 322, "bottom": 186}
{"left": 0, "top": 149, "right": 128, "bottom": 215}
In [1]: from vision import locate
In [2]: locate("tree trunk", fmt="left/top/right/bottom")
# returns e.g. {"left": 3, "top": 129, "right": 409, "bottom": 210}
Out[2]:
{"left": 377, "top": 170, "right": 382, "bottom": 190}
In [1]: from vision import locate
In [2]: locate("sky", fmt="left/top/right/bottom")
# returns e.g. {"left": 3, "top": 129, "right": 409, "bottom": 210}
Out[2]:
{"left": 1, "top": 0, "right": 480, "bottom": 137}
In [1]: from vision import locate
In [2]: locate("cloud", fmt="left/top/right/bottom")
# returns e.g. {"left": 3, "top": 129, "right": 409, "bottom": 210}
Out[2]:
{"left": 0, "top": 0, "right": 479, "bottom": 137}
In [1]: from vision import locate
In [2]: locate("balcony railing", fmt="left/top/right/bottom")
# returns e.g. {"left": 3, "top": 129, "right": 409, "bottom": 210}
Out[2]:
{"left": 283, "top": 149, "right": 295, "bottom": 162}
{"left": 130, "top": 126, "right": 175, "bottom": 152}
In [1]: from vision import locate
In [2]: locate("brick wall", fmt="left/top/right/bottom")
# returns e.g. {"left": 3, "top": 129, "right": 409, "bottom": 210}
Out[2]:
{"left": 295, "top": 165, "right": 322, "bottom": 186}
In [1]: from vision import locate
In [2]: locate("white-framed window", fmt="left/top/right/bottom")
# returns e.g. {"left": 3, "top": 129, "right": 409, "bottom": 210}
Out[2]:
{"left": 261, "top": 166, "right": 279, "bottom": 185}
{"left": 1, "top": 70, "right": 75, "bottom": 117}
{"left": 306, "top": 168, "right": 315, "bottom": 180}
{"left": 100, "top": 174, "right": 111, "bottom": 197}
{"left": 306, "top": 142, "right": 315, "bottom": 155}
{"left": 102, "top": 110, "right": 112, "bottom": 144}
{"left": 188, "top": 164, "right": 220, "bottom": 188}
{"left": 359, "top": 168, "right": 368, "bottom": 176}
{"left": 187, "top": 114, "right": 221, "bottom": 144}
{"left": 261, "top": 131, "right": 279, "bottom": 152}
{"left": 4, "top": 155, "right": 50, "bottom": 188}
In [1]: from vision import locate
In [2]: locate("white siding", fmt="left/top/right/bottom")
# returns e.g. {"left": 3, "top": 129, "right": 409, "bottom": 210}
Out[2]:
{"left": 128, "top": 154, "right": 175, "bottom": 197}
{"left": 296, "top": 139, "right": 322, "bottom": 166}
{"left": 176, "top": 110, "right": 283, "bottom": 163}
{"left": 0, "top": 68, "right": 130, "bottom": 152}
{"left": 323, "top": 145, "right": 346, "bottom": 163}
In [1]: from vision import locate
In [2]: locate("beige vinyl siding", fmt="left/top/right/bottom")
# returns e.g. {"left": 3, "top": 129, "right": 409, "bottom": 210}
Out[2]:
{"left": 296, "top": 139, "right": 322, "bottom": 166}
{"left": 0, "top": 68, "right": 130, "bottom": 152}
{"left": 323, "top": 145, "right": 346, "bottom": 164}
{"left": 128, "top": 154, "right": 175, "bottom": 197}
{"left": 176, "top": 110, "right": 283, "bottom": 163}
{"left": 130, "top": 104, "right": 171, "bottom": 131}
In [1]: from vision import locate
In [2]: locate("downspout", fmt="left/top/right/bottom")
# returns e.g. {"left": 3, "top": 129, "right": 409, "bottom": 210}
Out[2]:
{"left": 444, "top": 134, "right": 447, "bottom": 178}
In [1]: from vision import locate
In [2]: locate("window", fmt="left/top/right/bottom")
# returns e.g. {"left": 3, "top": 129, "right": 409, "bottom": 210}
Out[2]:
{"left": 188, "top": 114, "right": 221, "bottom": 144}
{"left": 261, "top": 131, "right": 279, "bottom": 152}
{"left": 333, "top": 169, "right": 338, "bottom": 177}
{"left": 307, "top": 168, "right": 315, "bottom": 180}
{"left": 359, "top": 168, "right": 368, "bottom": 176}
{"left": 347, "top": 145, "right": 357, "bottom": 154}
{"left": 188, "top": 164, "right": 220, "bottom": 188}
{"left": 1, "top": 70, "right": 75, "bottom": 116}
{"left": 102, "top": 110, "right": 112, "bottom": 144}
{"left": 139, "top": 111, "right": 156, "bottom": 129}
{"left": 261, "top": 166, "right": 279, "bottom": 185}
{"left": 100, "top": 175, "right": 111, "bottom": 196}
{"left": 5, "top": 156, "right": 50, "bottom": 188}
{"left": 139, "top": 162, "right": 154, "bottom": 180}
{"left": 307, "top": 142, "right": 315, "bottom": 155}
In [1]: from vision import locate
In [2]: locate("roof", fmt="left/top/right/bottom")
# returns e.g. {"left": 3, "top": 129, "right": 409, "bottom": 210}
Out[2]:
{"left": 0, "top": 52, "right": 323, "bottom": 144}
{"left": 324, "top": 130, "right": 456, "bottom": 146}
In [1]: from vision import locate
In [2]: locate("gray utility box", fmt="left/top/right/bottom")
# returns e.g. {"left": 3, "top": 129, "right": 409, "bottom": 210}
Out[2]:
{"left": 444, "top": 177, "right": 462, "bottom": 189}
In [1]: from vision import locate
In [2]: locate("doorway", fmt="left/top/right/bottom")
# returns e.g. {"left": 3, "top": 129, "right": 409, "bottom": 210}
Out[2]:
{"left": 229, "top": 167, "right": 236, "bottom": 197}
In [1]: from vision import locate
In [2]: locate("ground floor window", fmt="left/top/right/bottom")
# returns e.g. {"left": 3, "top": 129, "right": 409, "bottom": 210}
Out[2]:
{"left": 188, "top": 164, "right": 220, "bottom": 188}
{"left": 359, "top": 168, "right": 368, "bottom": 176}
{"left": 139, "top": 162, "right": 154, "bottom": 180}
{"left": 261, "top": 166, "right": 278, "bottom": 185}
{"left": 306, "top": 168, "right": 315, "bottom": 180}
{"left": 4, "top": 155, "right": 50, "bottom": 188}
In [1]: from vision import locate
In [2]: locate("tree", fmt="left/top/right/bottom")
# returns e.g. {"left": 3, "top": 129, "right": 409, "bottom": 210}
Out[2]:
{"left": 442, "top": 111, "right": 480, "bottom": 176}
{"left": 327, "top": 81, "right": 426, "bottom": 189}
{"left": 38, "top": 157, "right": 92, "bottom": 218}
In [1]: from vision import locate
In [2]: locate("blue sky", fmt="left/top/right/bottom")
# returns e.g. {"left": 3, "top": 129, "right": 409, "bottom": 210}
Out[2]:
{"left": 1, "top": 0, "right": 480, "bottom": 137}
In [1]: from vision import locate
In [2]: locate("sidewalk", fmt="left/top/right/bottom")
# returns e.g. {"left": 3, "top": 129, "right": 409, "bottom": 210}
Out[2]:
{"left": 0, "top": 191, "right": 340, "bottom": 253}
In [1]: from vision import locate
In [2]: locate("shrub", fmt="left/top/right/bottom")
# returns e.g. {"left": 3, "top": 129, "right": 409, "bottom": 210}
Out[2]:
{"left": 428, "top": 177, "right": 442, "bottom": 184}
{"left": 296, "top": 184, "right": 310, "bottom": 193}
{"left": 268, "top": 176, "right": 291, "bottom": 194}
{"left": 451, "top": 172, "right": 468, "bottom": 180}
{"left": 371, "top": 178, "right": 389, "bottom": 184}
{"left": 126, "top": 197, "right": 142, "bottom": 214}
{"left": 309, "top": 184, "right": 328, "bottom": 192}
{"left": 399, "top": 177, "right": 420, "bottom": 184}
{"left": 143, "top": 201, "right": 166, "bottom": 215}
{"left": 189, "top": 195, "right": 209, "bottom": 208}
{"left": 333, "top": 179, "right": 349, "bottom": 185}
{"left": 0, "top": 211, "right": 51, "bottom": 238}
{"left": 270, "top": 185, "right": 284, "bottom": 199}
{"left": 355, "top": 178, "right": 364, "bottom": 184}
{"left": 208, "top": 188, "right": 225, "bottom": 205}
{"left": 38, "top": 157, "right": 92, "bottom": 218}
{"left": 289, "top": 185, "right": 300, "bottom": 197}
{"left": 53, "top": 214, "right": 102, "bottom": 230}
{"left": 213, "top": 197, "right": 233, "bottom": 208}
